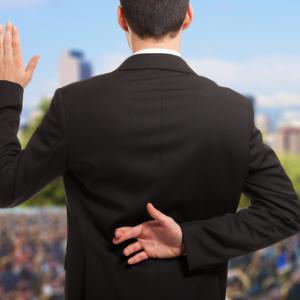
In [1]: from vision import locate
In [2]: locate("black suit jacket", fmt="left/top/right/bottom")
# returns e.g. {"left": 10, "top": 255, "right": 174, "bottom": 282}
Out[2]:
{"left": 1, "top": 53, "right": 300, "bottom": 300}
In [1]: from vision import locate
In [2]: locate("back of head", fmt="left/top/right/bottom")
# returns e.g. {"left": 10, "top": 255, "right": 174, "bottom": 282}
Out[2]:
{"left": 119, "top": 0, "right": 190, "bottom": 40}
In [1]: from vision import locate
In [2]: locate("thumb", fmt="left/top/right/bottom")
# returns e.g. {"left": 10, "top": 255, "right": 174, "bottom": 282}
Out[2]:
{"left": 146, "top": 202, "right": 169, "bottom": 223}
{"left": 25, "top": 55, "right": 40, "bottom": 81}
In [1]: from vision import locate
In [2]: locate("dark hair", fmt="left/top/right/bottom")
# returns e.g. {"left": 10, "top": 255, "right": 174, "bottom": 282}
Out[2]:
{"left": 120, "top": 0, "right": 189, "bottom": 40}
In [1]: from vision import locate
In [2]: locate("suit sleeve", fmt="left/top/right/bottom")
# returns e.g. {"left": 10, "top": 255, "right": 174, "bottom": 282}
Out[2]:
{"left": 0, "top": 80, "right": 67, "bottom": 208}
{"left": 179, "top": 100, "right": 300, "bottom": 274}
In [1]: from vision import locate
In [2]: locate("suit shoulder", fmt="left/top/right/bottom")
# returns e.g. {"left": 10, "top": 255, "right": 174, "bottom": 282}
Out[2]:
{"left": 58, "top": 71, "right": 116, "bottom": 97}
{"left": 217, "top": 85, "right": 251, "bottom": 109}
{"left": 195, "top": 74, "right": 251, "bottom": 109}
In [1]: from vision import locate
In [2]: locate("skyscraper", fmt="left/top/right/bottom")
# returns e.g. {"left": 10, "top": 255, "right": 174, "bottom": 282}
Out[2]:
{"left": 276, "top": 122, "right": 300, "bottom": 155}
{"left": 58, "top": 49, "right": 93, "bottom": 87}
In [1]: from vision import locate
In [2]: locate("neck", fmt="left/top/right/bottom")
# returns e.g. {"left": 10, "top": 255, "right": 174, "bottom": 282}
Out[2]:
{"left": 130, "top": 34, "right": 182, "bottom": 54}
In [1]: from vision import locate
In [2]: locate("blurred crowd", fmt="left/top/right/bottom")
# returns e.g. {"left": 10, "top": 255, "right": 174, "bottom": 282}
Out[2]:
{"left": 0, "top": 208, "right": 300, "bottom": 300}
{"left": 226, "top": 233, "right": 300, "bottom": 300}
{"left": 0, "top": 208, "right": 66, "bottom": 300}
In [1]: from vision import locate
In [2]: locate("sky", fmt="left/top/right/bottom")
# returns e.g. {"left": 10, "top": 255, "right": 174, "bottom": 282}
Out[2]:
{"left": 1, "top": 0, "right": 300, "bottom": 128}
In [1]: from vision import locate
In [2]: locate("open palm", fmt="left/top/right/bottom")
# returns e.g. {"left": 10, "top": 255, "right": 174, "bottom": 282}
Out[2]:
{"left": 0, "top": 21, "right": 40, "bottom": 88}
{"left": 112, "top": 202, "right": 185, "bottom": 265}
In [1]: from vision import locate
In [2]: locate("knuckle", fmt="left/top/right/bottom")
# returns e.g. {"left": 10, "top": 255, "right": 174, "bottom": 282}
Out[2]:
{"left": 3, "top": 57, "right": 10, "bottom": 65}
{"left": 133, "top": 242, "right": 139, "bottom": 250}
{"left": 4, "top": 48, "right": 12, "bottom": 56}
{"left": 167, "top": 216, "right": 174, "bottom": 222}
{"left": 4, "top": 36, "right": 11, "bottom": 42}
{"left": 162, "top": 216, "right": 172, "bottom": 223}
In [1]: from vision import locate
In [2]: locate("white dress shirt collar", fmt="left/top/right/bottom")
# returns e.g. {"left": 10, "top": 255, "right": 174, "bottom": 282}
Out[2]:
{"left": 132, "top": 47, "right": 181, "bottom": 57}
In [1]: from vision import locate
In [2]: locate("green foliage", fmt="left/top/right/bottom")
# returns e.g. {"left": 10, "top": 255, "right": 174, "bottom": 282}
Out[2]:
{"left": 240, "top": 193, "right": 251, "bottom": 208}
{"left": 277, "top": 152, "right": 300, "bottom": 198}
{"left": 239, "top": 151, "right": 300, "bottom": 209}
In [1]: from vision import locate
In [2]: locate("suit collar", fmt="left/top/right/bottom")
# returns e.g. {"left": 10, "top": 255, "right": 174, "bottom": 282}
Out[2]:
{"left": 132, "top": 48, "right": 181, "bottom": 57}
{"left": 115, "top": 53, "right": 197, "bottom": 75}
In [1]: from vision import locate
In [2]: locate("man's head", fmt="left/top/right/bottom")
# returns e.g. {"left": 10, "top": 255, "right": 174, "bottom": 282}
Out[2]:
{"left": 117, "top": 0, "right": 193, "bottom": 52}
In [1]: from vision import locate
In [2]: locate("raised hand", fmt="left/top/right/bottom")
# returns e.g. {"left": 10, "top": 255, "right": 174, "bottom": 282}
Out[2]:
{"left": 0, "top": 21, "right": 40, "bottom": 88}
{"left": 112, "top": 202, "right": 185, "bottom": 265}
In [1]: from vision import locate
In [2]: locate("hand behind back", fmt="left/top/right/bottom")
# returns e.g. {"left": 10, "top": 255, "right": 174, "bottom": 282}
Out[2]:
{"left": 112, "top": 202, "right": 185, "bottom": 265}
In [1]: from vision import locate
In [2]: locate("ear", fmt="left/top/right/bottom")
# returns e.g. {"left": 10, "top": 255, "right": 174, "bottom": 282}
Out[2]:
{"left": 117, "top": 5, "right": 129, "bottom": 32}
{"left": 182, "top": 3, "right": 193, "bottom": 30}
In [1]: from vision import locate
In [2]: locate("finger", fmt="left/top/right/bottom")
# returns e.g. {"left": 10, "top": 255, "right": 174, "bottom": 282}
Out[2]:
{"left": 146, "top": 202, "right": 170, "bottom": 223}
{"left": 25, "top": 55, "right": 40, "bottom": 81}
{"left": 114, "top": 226, "right": 132, "bottom": 239}
{"left": 4, "top": 21, "right": 13, "bottom": 61}
{"left": 113, "top": 224, "right": 143, "bottom": 244}
{"left": 127, "top": 251, "right": 149, "bottom": 265}
{"left": 123, "top": 241, "right": 143, "bottom": 257}
{"left": 0, "top": 24, "right": 3, "bottom": 59}
{"left": 12, "top": 25, "right": 23, "bottom": 66}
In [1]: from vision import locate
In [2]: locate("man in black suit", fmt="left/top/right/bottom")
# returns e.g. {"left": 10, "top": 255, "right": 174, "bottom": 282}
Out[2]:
{"left": 1, "top": 1, "right": 300, "bottom": 299}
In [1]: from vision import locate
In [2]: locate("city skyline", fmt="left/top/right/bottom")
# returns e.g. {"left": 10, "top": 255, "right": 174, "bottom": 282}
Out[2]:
{"left": 20, "top": 46, "right": 300, "bottom": 155}
{"left": 1, "top": 0, "right": 299, "bottom": 129}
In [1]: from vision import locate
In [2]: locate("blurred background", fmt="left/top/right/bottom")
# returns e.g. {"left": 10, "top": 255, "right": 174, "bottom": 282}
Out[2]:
{"left": 0, "top": 0, "right": 300, "bottom": 299}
